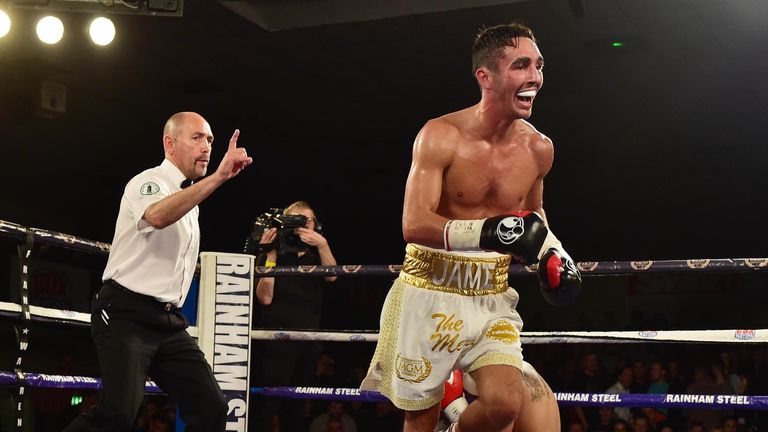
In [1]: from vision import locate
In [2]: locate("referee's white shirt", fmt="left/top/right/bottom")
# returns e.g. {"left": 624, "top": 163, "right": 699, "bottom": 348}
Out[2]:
{"left": 102, "top": 159, "right": 199, "bottom": 306}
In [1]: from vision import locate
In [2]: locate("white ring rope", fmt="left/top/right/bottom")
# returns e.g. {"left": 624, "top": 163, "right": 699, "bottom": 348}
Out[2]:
{"left": 1, "top": 300, "right": 91, "bottom": 324}
{"left": 3, "top": 300, "right": 764, "bottom": 344}
{"left": 3, "top": 299, "right": 764, "bottom": 345}
{"left": 248, "top": 328, "right": 767, "bottom": 344}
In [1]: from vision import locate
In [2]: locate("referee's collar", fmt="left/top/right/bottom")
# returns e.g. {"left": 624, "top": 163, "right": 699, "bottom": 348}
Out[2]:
{"left": 160, "top": 159, "right": 190, "bottom": 190}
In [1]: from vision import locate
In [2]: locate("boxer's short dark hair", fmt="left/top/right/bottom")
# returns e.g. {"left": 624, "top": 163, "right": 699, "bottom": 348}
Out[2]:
{"left": 472, "top": 22, "right": 536, "bottom": 74}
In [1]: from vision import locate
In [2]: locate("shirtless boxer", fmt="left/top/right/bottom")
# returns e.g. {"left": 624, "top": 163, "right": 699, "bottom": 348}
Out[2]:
{"left": 360, "top": 22, "right": 580, "bottom": 432}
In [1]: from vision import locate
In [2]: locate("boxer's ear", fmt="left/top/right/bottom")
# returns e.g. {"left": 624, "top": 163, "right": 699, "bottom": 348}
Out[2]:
{"left": 475, "top": 67, "right": 493, "bottom": 91}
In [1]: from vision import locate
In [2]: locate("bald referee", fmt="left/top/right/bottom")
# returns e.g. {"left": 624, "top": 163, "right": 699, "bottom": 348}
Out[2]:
{"left": 64, "top": 112, "right": 252, "bottom": 431}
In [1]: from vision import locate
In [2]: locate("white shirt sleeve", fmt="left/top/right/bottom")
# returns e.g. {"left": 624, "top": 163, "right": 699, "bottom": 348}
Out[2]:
{"left": 126, "top": 172, "right": 171, "bottom": 233}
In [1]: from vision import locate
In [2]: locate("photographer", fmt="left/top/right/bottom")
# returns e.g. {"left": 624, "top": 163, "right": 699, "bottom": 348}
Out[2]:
{"left": 249, "top": 201, "right": 337, "bottom": 432}
{"left": 255, "top": 201, "right": 337, "bottom": 306}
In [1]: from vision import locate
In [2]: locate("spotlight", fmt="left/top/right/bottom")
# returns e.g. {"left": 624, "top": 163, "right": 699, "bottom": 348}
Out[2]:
{"left": 88, "top": 16, "right": 114, "bottom": 46}
{"left": 36, "top": 15, "right": 63, "bottom": 44}
{"left": 0, "top": 9, "right": 10, "bottom": 38}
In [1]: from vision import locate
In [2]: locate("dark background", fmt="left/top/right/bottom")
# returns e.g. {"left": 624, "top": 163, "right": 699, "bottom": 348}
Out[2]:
{"left": 1, "top": 3, "right": 768, "bottom": 429}
{"left": 2, "top": 0, "right": 767, "bottom": 265}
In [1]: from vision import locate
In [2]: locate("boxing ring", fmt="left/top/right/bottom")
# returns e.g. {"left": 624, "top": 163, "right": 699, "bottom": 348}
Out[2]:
{"left": 2, "top": 217, "right": 768, "bottom": 430}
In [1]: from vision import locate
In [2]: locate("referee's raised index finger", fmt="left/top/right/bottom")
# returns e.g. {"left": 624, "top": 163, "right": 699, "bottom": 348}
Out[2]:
{"left": 229, "top": 129, "right": 240, "bottom": 150}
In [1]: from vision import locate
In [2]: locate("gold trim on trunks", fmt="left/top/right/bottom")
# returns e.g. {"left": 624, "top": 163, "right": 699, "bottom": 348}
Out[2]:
{"left": 399, "top": 244, "right": 510, "bottom": 296}
{"left": 467, "top": 352, "right": 523, "bottom": 373}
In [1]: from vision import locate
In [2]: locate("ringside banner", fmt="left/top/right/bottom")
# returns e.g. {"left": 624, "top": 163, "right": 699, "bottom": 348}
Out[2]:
{"left": 199, "top": 252, "right": 254, "bottom": 432}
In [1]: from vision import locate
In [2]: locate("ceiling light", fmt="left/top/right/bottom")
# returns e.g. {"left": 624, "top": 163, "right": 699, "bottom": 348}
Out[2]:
{"left": 0, "top": 9, "right": 10, "bottom": 38}
{"left": 88, "top": 16, "right": 114, "bottom": 46}
{"left": 36, "top": 15, "right": 64, "bottom": 44}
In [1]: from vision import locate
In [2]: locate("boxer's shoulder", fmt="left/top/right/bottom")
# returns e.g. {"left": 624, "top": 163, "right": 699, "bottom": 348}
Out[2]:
{"left": 413, "top": 118, "right": 462, "bottom": 165}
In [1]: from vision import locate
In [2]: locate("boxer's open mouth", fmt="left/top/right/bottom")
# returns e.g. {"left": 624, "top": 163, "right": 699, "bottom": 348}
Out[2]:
{"left": 516, "top": 89, "right": 536, "bottom": 103}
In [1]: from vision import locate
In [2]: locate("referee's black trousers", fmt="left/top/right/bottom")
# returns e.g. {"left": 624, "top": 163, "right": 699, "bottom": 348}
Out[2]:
{"left": 63, "top": 281, "right": 227, "bottom": 431}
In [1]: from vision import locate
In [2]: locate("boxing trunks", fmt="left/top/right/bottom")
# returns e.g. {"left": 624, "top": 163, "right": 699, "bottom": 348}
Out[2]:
{"left": 361, "top": 244, "right": 524, "bottom": 411}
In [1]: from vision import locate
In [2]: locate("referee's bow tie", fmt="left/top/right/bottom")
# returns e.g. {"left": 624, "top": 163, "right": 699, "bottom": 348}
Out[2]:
{"left": 180, "top": 179, "right": 194, "bottom": 189}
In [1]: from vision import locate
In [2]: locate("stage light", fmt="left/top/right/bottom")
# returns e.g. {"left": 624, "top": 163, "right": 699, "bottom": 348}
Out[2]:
{"left": 36, "top": 15, "right": 63, "bottom": 44}
{"left": 0, "top": 9, "right": 10, "bottom": 38}
{"left": 88, "top": 16, "right": 114, "bottom": 46}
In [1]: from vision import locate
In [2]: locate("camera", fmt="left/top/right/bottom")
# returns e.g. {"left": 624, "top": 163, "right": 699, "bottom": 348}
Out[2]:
{"left": 243, "top": 208, "right": 310, "bottom": 255}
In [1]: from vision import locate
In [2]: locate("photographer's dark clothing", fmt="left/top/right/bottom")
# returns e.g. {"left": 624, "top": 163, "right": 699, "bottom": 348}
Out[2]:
{"left": 252, "top": 249, "right": 325, "bottom": 432}
{"left": 261, "top": 249, "right": 323, "bottom": 328}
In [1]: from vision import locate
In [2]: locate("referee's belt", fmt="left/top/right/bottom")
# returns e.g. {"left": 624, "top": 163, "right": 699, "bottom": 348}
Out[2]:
{"left": 398, "top": 244, "right": 510, "bottom": 296}
{"left": 97, "top": 280, "right": 188, "bottom": 329}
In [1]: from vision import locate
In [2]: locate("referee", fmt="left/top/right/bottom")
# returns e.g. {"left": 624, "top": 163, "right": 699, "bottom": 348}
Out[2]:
{"left": 64, "top": 112, "right": 253, "bottom": 431}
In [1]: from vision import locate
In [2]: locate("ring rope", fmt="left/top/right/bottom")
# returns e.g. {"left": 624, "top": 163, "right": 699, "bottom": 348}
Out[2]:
{"left": 252, "top": 386, "right": 768, "bottom": 410}
{"left": 1, "top": 218, "right": 767, "bottom": 276}
{"left": 0, "top": 219, "right": 110, "bottom": 254}
{"left": 0, "top": 301, "right": 91, "bottom": 325}
{"left": 249, "top": 328, "right": 768, "bottom": 344}
{"left": 1, "top": 301, "right": 764, "bottom": 346}
{"left": 2, "top": 297, "right": 765, "bottom": 345}
{"left": 0, "top": 370, "right": 160, "bottom": 392}
{"left": 252, "top": 258, "right": 768, "bottom": 277}
{"left": 0, "top": 370, "right": 764, "bottom": 410}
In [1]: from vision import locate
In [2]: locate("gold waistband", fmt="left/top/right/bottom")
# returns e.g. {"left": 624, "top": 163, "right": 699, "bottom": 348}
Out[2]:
{"left": 399, "top": 244, "right": 510, "bottom": 296}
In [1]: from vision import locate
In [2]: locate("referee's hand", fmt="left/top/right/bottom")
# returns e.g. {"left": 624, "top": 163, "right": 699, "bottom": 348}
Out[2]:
{"left": 216, "top": 129, "right": 253, "bottom": 179}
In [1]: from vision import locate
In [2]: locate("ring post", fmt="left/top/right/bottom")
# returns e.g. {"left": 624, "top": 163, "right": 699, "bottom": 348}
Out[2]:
{"left": 198, "top": 252, "right": 255, "bottom": 431}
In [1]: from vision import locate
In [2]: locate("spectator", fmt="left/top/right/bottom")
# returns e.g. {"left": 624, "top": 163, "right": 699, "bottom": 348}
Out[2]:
{"left": 632, "top": 359, "right": 650, "bottom": 393}
{"left": 325, "top": 418, "right": 344, "bottom": 432}
{"left": 641, "top": 407, "right": 662, "bottom": 431}
{"left": 148, "top": 412, "right": 172, "bottom": 432}
{"left": 647, "top": 361, "right": 670, "bottom": 422}
{"left": 613, "top": 419, "right": 631, "bottom": 432}
{"left": 571, "top": 351, "right": 605, "bottom": 430}
{"left": 666, "top": 359, "right": 686, "bottom": 394}
{"left": 634, "top": 412, "right": 652, "bottom": 432}
{"left": 594, "top": 406, "right": 617, "bottom": 432}
{"left": 686, "top": 365, "right": 722, "bottom": 430}
{"left": 719, "top": 352, "right": 742, "bottom": 394}
{"left": 688, "top": 419, "right": 705, "bottom": 432}
{"left": 722, "top": 415, "right": 739, "bottom": 432}
{"left": 355, "top": 401, "right": 403, "bottom": 432}
{"left": 310, "top": 401, "right": 357, "bottom": 432}
{"left": 606, "top": 366, "right": 633, "bottom": 423}
{"left": 665, "top": 359, "right": 687, "bottom": 430}
{"left": 712, "top": 361, "right": 736, "bottom": 395}
{"left": 657, "top": 422, "right": 676, "bottom": 432}
{"left": 741, "top": 348, "right": 768, "bottom": 429}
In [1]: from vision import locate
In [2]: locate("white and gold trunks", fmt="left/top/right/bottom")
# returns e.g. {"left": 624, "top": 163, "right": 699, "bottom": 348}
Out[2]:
{"left": 360, "top": 244, "right": 524, "bottom": 411}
